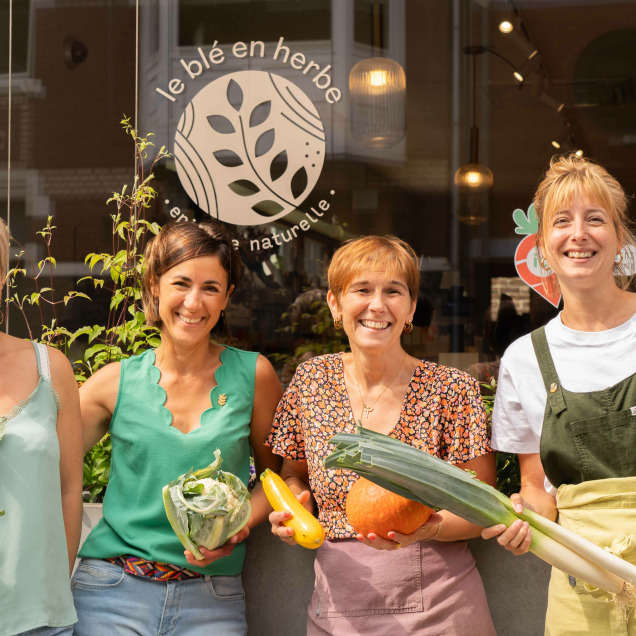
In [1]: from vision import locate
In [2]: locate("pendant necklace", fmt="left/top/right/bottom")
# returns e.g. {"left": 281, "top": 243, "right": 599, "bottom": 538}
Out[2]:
{"left": 352, "top": 350, "right": 407, "bottom": 420}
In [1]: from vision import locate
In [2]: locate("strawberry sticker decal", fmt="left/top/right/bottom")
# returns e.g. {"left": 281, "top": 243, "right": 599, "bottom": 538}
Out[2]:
{"left": 513, "top": 204, "right": 561, "bottom": 308}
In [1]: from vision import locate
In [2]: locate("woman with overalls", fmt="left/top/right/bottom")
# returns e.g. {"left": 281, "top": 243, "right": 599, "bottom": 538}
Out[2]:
{"left": 484, "top": 153, "right": 636, "bottom": 634}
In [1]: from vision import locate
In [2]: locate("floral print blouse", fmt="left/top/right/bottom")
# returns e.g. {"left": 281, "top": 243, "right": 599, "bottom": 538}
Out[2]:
{"left": 267, "top": 353, "right": 492, "bottom": 539}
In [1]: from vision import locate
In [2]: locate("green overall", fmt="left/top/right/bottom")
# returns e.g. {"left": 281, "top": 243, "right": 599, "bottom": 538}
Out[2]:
{"left": 532, "top": 326, "right": 636, "bottom": 635}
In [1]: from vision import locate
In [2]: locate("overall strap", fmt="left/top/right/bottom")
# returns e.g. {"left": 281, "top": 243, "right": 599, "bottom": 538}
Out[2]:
{"left": 530, "top": 327, "right": 567, "bottom": 416}
{"left": 32, "top": 342, "right": 51, "bottom": 381}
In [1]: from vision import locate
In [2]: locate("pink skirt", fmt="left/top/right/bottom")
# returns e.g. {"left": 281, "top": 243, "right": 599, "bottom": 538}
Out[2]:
{"left": 307, "top": 539, "right": 496, "bottom": 636}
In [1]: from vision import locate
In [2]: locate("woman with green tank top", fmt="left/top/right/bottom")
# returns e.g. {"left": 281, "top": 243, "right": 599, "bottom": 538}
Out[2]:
{"left": 0, "top": 218, "right": 84, "bottom": 636}
{"left": 483, "top": 155, "right": 636, "bottom": 634}
{"left": 72, "top": 221, "right": 283, "bottom": 635}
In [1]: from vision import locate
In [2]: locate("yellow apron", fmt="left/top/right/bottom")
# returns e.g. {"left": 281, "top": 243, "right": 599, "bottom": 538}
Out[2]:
{"left": 545, "top": 478, "right": 636, "bottom": 636}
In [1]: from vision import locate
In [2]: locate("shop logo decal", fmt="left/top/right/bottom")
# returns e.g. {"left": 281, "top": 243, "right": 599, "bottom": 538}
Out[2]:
{"left": 513, "top": 204, "right": 561, "bottom": 308}
{"left": 175, "top": 70, "right": 325, "bottom": 226}
{"left": 155, "top": 37, "right": 343, "bottom": 243}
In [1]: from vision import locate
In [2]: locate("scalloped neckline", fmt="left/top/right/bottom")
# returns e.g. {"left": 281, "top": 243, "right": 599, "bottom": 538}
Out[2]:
{"left": 147, "top": 347, "right": 230, "bottom": 436}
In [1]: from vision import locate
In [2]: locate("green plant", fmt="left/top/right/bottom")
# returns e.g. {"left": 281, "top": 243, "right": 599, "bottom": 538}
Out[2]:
{"left": 6, "top": 117, "right": 169, "bottom": 502}
{"left": 481, "top": 377, "right": 521, "bottom": 497}
{"left": 274, "top": 290, "right": 348, "bottom": 380}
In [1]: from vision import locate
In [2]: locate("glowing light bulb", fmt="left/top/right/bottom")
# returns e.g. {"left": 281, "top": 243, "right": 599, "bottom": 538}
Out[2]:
{"left": 368, "top": 70, "right": 388, "bottom": 87}
{"left": 466, "top": 171, "right": 483, "bottom": 186}
{"left": 498, "top": 21, "right": 514, "bottom": 34}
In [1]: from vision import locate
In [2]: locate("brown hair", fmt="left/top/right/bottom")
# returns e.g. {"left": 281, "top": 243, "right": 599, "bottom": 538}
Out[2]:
{"left": 142, "top": 220, "right": 243, "bottom": 330}
{"left": 328, "top": 235, "right": 419, "bottom": 300}
{"left": 0, "top": 218, "right": 8, "bottom": 284}
{"left": 534, "top": 153, "right": 636, "bottom": 291}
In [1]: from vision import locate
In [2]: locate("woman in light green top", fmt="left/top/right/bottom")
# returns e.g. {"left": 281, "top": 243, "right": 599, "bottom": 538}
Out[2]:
{"left": 0, "top": 218, "right": 84, "bottom": 636}
{"left": 73, "top": 221, "right": 283, "bottom": 635}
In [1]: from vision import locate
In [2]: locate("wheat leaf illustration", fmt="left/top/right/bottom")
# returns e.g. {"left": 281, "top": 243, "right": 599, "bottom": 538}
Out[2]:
{"left": 218, "top": 393, "right": 228, "bottom": 407}
{"left": 270, "top": 150, "right": 288, "bottom": 182}
{"left": 249, "top": 101, "right": 272, "bottom": 128}
{"left": 212, "top": 150, "right": 243, "bottom": 168}
{"left": 228, "top": 179, "right": 261, "bottom": 196}
{"left": 290, "top": 166, "right": 309, "bottom": 199}
{"left": 227, "top": 79, "right": 243, "bottom": 112}
{"left": 251, "top": 200, "right": 285, "bottom": 217}
{"left": 255, "top": 129, "right": 275, "bottom": 158}
{"left": 208, "top": 115, "right": 235, "bottom": 134}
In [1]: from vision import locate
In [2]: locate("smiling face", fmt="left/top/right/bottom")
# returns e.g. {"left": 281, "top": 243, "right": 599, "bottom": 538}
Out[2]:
{"left": 328, "top": 270, "right": 416, "bottom": 354}
{"left": 154, "top": 255, "right": 233, "bottom": 346}
{"left": 543, "top": 195, "right": 621, "bottom": 292}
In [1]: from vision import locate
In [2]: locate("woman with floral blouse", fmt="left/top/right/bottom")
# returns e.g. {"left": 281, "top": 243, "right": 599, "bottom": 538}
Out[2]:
{"left": 267, "top": 235, "right": 496, "bottom": 635}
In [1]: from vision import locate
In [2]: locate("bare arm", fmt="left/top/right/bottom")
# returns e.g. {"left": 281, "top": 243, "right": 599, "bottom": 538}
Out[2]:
{"left": 517, "top": 453, "right": 557, "bottom": 520}
{"left": 247, "top": 354, "right": 284, "bottom": 529}
{"left": 50, "top": 348, "right": 84, "bottom": 576}
{"left": 79, "top": 362, "right": 120, "bottom": 452}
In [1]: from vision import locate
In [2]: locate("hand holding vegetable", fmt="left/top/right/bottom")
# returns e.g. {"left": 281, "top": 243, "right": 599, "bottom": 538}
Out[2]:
{"left": 262, "top": 469, "right": 325, "bottom": 549}
{"left": 163, "top": 449, "right": 251, "bottom": 561}
{"left": 481, "top": 493, "right": 533, "bottom": 556}
{"left": 184, "top": 526, "right": 250, "bottom": 567}
{"left": 356, "top": 512, "right": 444, "bottom": 551}
{"left": 268, "top": 490, "right": 312, "bottom": 545}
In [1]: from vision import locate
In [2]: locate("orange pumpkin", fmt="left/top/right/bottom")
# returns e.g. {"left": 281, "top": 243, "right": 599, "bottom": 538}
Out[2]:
{"left": 345, "top": 477, "right": 433, "bottom": 539}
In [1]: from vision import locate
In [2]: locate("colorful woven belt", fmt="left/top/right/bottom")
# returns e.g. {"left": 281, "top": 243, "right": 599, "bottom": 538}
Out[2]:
{"left": 106, "top": 555, "right": 204, "bottom": 581}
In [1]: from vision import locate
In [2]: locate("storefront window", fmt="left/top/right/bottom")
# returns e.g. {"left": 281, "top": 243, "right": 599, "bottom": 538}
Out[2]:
{"left": 3, "top": 0, "right": 635, "bottom": 379}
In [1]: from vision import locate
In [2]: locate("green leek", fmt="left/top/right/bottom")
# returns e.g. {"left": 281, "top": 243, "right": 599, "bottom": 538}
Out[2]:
{"left": 325, "top": 427, "right": 636, "bottom": 605}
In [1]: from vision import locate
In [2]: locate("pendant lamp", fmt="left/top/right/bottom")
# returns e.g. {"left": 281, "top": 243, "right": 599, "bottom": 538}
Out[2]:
{"left": 455, "top": 47, "right": 493, "bottom": 224}
{"left": 349, "top": 1, "right": 406, "bottom": 149}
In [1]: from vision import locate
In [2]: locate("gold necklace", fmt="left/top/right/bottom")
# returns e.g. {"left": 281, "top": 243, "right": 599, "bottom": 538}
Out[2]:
{"left": 352, "top": 350, "right": 407, "bottom": 419}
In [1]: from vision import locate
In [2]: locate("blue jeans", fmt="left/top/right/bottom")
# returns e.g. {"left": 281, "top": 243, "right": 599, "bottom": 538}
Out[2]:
{"left": 71, "top": 559, "right": 247, "bottom": 636}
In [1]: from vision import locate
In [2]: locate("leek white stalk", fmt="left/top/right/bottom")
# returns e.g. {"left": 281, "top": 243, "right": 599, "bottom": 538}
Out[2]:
{"left": 325, "top": 427, "right": 636, "bottom": 602}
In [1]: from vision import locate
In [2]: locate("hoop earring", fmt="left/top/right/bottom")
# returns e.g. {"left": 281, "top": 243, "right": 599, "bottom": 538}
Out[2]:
{"left": 0, "top": 308, "right": 3, "bottom": 326}
{"left": 333, "top": 315, "right": 342, "bottom": 330}
{"left": 540, "top": 257, "right": 551, "bottom": 270}
{"left": 403, "top": 320, "right": 413, "bottom": 334}
{"left": 615, "top": 252, "right": 624, "bottom": 266}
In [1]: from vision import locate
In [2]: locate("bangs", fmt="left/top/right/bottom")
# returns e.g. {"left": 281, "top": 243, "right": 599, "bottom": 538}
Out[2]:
{"left": 328, "top": 235, "right": 419, "bottom": 300}
{"left": 543, "top": 175, "right": 615, "bottom": 227}
{"left": 343, "top": 250, "right": 408, "bottom": 290}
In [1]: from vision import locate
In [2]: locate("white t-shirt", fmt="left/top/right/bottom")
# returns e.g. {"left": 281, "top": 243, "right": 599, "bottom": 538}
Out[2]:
{"left": 491, "top": 311, "right": 636, "bottom": 491}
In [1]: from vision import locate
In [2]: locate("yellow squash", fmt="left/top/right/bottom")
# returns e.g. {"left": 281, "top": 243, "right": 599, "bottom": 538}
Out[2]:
{"left": 260, "top": 468, "right": 325, "bottom": 549}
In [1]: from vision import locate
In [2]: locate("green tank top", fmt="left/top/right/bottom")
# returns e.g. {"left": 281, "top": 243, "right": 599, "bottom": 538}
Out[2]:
{"left": 79, "top": 346, "right": 258, "bottom": 576}
{"left": 0, "top": 343, "right": 77, "bottom": 635}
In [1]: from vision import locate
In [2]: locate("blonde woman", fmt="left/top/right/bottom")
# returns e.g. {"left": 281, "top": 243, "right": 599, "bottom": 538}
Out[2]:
{"left": 0, "top": 218, "right": 83, "bottom": 636}
{"left": 268, "top": 236, "right": 496, "bottom": 635}
{"left": 484, "top": 154, "right": 636, "bottom": 633}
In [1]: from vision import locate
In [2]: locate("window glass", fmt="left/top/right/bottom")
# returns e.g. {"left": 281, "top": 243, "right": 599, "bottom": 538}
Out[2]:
{"left": 3, "top": 0, "right": 635, "bottom": 380}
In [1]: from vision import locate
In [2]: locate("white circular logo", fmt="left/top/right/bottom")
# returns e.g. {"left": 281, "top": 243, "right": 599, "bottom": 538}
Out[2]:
{"left": 175, "top": 70, "right": 326, "bottom": 226}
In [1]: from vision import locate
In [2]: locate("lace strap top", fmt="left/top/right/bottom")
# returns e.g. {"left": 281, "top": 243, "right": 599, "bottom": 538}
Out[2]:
{"left": 34, "top": 342, "right": 51, "bottom": 380}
